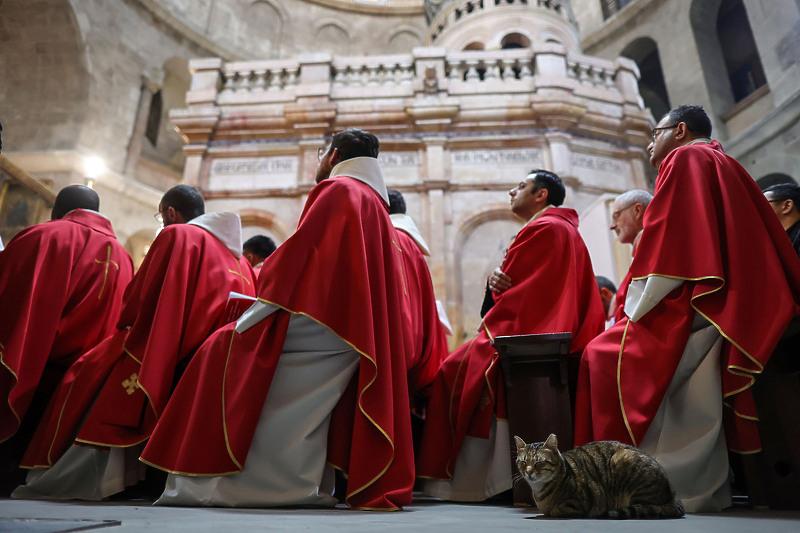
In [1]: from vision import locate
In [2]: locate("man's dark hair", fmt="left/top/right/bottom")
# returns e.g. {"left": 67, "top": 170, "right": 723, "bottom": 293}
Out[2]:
{"left": 664, "top": 105, "right": 712, "bottom": 138}
{"left": 52, "top": 185, "right": 100, "bottom": 220}
{"left": 0, "top": 121, "right": 3, "bottom": 153}
{"left": 764, "top": 182, "right": 800, "bottom": 212}
{"left": 530, "top": 169, "right": 566, "bottom": 207}
{"left": 388, "top": 189, "right": 406, "bottom": 215}
{"left": 595, "top": 275, "right": 617, "bottom": 293}
{"left": 330, "top": 128, "right": 380, "bottom": 161}
{"left": 161, "top": 184, "right": 205, "bottom": 221}
{"left": 243, "top": 235, "right": 277, "bottom": 260}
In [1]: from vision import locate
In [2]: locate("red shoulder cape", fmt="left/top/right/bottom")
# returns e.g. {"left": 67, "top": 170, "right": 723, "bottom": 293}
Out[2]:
{"left": 417, "top": 208, "right": 605, "bottom": 479}
{"left": 140, "top": 177, "right": 415, "bottom": 510}
{"left": 394, "top": 229, "right": 448, "bottom": 395}
{"left": 575, "top": 141, "right": 800, "bottom": 452}
{"left": 20, "top": 224, "right": 255, "bottom": 467}
{"left": 0, "top": 210, "right": 132, "bottom": 443}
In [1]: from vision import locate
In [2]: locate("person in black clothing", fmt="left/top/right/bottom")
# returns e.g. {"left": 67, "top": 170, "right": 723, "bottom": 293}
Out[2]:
{"left": 764, "top": 182, "right": 800, "bottom": 256}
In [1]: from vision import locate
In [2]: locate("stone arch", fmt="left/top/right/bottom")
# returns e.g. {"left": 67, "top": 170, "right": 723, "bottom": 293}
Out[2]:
{"left": 500, "top": 32, "right": 532, "bottom": 49}
{"left": 0, "top": 0, "right": 90, "bottom": 152}
{"left": 691, "top": 0, "right": 767, "bottom": 116}
{"left": 620, "top": 37, "right": 671, "bottom": 121}
{"left": 240, "top": 208, "right": 290, "bottom": 244}
{"left": 463, "top": 41, "right": 485, "bottom": 51}
{"left": 451, "top": 207, "right": 523, "bottom": 342}
{"left": 757, "top": 173, "right": 797, "bottom": 190}
{"left": 125, "top": 228, "right": 157, "bottom": 270}
{"left": 387, "top": 27, "right": 423, "bottom": 53}
{"left": 315, "top": 20, "right": 352, "bottom": 56}
{"left": 138, "top": 57, "right": 190, "bottom": 186}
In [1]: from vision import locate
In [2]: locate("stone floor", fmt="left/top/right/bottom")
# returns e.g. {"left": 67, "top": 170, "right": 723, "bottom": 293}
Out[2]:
{"left": 1, "top": 499, "right": 800, "bottom": 533}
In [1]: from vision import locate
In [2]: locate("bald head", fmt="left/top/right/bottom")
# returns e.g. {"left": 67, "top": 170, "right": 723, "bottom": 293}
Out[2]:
{"left": 158, "top": 185, "right": 204, "bottom": 226}
{"left": 51, "top": 185, "right": 100, "bottom": 220}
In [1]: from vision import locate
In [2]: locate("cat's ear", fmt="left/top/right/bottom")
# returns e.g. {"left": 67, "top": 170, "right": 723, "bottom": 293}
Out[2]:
{"left": 514, "top": 435, "right": 526, "bottom": 451}
{"left": 544, "top": 433, "right": 559, "bottom": 450}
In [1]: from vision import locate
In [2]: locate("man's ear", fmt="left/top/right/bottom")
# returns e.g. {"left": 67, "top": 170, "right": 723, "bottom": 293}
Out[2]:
{"left": 632, "top": 203, "right": 644, "bottom": 220}
{"left": 782, "top": 199, "right": 795, "bottom": 215}
{"left": 329, "top": 147, "right": 341, "bottom": 167}
{"left": 536, "top": 186, "right": 549, "bottom": 204}
{"left": 674, "top": 121, "right": 689, "bottom": 142}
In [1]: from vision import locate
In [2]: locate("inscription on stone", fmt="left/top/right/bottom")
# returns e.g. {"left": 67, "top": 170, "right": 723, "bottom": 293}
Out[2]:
{"left": 451, "top": 149, "right": 543, "bottom": 182}
{"left": 208, "top": 156, "right": 298, "bottom": 190}
{"left": 452, "top": 149, "right": 542, "bottom": 166}
{"left": 379, "top": 151, "right": 420, "bottom": 183}
{"left": 570, "top": 154, "right": 626, "bottom": 174}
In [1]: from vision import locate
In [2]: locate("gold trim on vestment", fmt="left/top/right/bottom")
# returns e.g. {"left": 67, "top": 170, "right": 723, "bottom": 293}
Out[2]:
{"left": 615, "top": 320, "right": 636, "bottom": 446}
{"left": 46, "top": 379, "right": 76, "bottom": 467}
{"left": 221, "top": 328, "right": 243, "bottom": 470}
{"left": 74, "top": 435, "right": 149, "bottom": 448}
{"left": 138, "top": 455, "right": 242, "bottom": 477}
{"left": 626, "top": 272, "right": 768, "bottom": 450}
{"left": 446, "top": 336, "right": 476, "bottom": 479}
{"left": 0, "top": 341, "right": 21, "bottom": 444}
{"left": 123, "top": 344, "right": 161, "bottom": 420}
{"left": 123, "top": 347, "right": 142, "bottom": 365}
{"left": 484, "top": 354, "right": 498, "bottom": 405}
{"left": 253, "top": 297, "right": 398, "bottom": 509}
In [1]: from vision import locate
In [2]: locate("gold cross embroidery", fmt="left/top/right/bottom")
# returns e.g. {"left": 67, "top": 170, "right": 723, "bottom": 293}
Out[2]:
{"left": 227, "top": 267, "right": 252, "bottom": 286}
{"left": 122, "top": 373, "right": 139, "bottom": 395}
{"left": 95, "top": 245, "right": 120, "bottom": 300}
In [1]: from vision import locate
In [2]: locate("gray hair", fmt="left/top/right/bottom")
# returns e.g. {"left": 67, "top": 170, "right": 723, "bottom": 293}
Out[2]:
{"left": 614, "top": 189, "right": 653, "bottom": 209}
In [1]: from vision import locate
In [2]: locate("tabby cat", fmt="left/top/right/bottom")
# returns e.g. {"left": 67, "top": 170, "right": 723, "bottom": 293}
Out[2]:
{"left": 514, "top": 434, "right": 684, "bottom": 519}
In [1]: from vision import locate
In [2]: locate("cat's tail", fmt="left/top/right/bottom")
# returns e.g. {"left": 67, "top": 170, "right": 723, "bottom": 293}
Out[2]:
{"left": 608, "top": 500, "right": 685, "bottom": 519}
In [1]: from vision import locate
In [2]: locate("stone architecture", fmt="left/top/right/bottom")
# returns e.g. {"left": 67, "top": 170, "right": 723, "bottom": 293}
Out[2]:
{"left": 4, "top": 0, "right": 795, "bottom": 341}
{"left": 572, "top": 0, "right": 800, "bottom": 189}
{"left": 174, "top": 0, "right": 652, "bottom": 341}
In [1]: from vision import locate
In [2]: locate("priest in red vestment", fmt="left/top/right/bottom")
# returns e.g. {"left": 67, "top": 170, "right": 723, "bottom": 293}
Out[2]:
{"left": 575, "top": 105, "right": 800, "bottom": 512}
{"left": 242, "top": 234, "right": 277, "bottom": 278}
{"left": 139, "top": 129, "right": 414, "bottom": 510}
{"left": 608, "top": 189, "right": 652, "bottom": 323}
{"left": 388, "top": 189, "right": 448, "bottom": 396}
{"left": 0, "top": 186, "right": 133, "bottom": 493}
{"left": 15, "top": 185, "right": 255, "bottom": 501}
{"left": 417, "top": 170, "right": 605, "bottom": 502}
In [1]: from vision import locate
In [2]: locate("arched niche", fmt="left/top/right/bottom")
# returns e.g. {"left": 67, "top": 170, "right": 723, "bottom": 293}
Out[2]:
{"left": 387, "top": 28, "right": 423, "bottom": 53}
{"left": 620, "top": 37, "right": 671, "bottom": 121}
{"left": 315, "top": 21, "right": 352, "bottom": 56}
{"left": 240, "top": 209, "right": 290, "bottom": 245}
{"left": 0, "top": 0, "right": 89, "bottom": 152}
{"left": 452, "top": 208, "right": 523, "bottom": 342}
{"left": 500, "top": 32, "right": 532, "bottom": 49}
{"left": 125, "top": 228, "right": 157, "bottom": 270}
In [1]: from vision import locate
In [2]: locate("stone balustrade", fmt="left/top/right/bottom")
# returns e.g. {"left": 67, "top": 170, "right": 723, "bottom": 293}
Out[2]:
{"left": 428, "top": 0, "right": 574, "bottom": 42}
{"left": 184, "top": 45, "right": 637, "bottom": 108}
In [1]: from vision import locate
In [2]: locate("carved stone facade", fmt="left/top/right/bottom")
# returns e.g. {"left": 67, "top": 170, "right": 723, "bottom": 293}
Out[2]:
{"left": 173, "top": 0, "right": 652, "bottom": 342}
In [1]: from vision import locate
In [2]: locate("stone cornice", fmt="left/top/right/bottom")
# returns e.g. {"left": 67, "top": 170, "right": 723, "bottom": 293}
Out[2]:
{"left": 579, "top": 0, "right": 663, "bottom": 54}
{"left": 304, "top": 0, "right": 425, "bottom": 16}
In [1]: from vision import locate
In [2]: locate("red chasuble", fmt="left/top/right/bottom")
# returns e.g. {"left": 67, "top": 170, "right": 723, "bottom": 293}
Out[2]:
{"left": 140, "top": 176, "right": 415, "bottom": 510}
{"left": 0, "top": 209, "right": 133, "bottom": 443}
{"left": 575, "top": 141, "right": 800, "bottom": 453}
{"left": 416, "top": 208, "right": 605, "bottom": 479}
{"left": 21, "top": 221, "right": 255, "bottom": 468}
{"left": 394, "top": 229, "right": 448, "bottom": 395}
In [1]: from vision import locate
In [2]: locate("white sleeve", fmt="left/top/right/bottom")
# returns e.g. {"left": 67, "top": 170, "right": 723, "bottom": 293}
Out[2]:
{"left": 624, "top": 275, "right": 684, "bottom": 323}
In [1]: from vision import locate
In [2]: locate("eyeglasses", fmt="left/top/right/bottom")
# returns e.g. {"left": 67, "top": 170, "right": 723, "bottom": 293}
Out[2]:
{"left": 153, "top": 212, "right": 163, "bottom": 225}
{"left": 317, "top": 146, "right": 330, "bottom": 161}
{"left": 611, "top": 204, "right": 635, "bottom": 221}
{"left": 651, "top": 124, "right": 678, "bottom": 141}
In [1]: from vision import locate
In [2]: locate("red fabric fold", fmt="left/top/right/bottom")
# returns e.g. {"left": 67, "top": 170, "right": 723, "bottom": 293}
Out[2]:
{"left": 417, "top": 208, "right": 605, "bottom": 479}
{"left": 141, "top": 176, "right": 415, "bottom": 510}
{"left": 575, "top": 141, "right": 800, "bottom": 452}
{"left": 0, "top": 210, "right": 132, "bottom": 443}
{"left": 21, "top": 224, "right": 255, "bottom": 467}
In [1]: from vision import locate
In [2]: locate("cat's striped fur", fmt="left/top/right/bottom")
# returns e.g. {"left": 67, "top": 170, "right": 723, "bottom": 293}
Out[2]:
{"left": 515, "top": 434, "right": 684, "bottom": 519}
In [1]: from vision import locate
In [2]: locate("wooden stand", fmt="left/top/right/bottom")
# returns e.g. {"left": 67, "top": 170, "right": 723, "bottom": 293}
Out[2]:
{"left": 494, "top": 333, "right": 576, "bottom": 507}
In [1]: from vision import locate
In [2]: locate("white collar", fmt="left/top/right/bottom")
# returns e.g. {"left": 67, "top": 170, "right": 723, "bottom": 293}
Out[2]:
{"left": 528, "top": 204, "right": 552, "bottom": 224}
{"left": 329, "top": 157, "right": 389, "bottom": 206}
{"left": 188, "top": 212, "right": 243, "bottom": 258}
{"left": 391, "top": 213, "right": 430, "bottom": 256}
{"left": 687, "top": 138, "right": 712, "bottom": 145}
